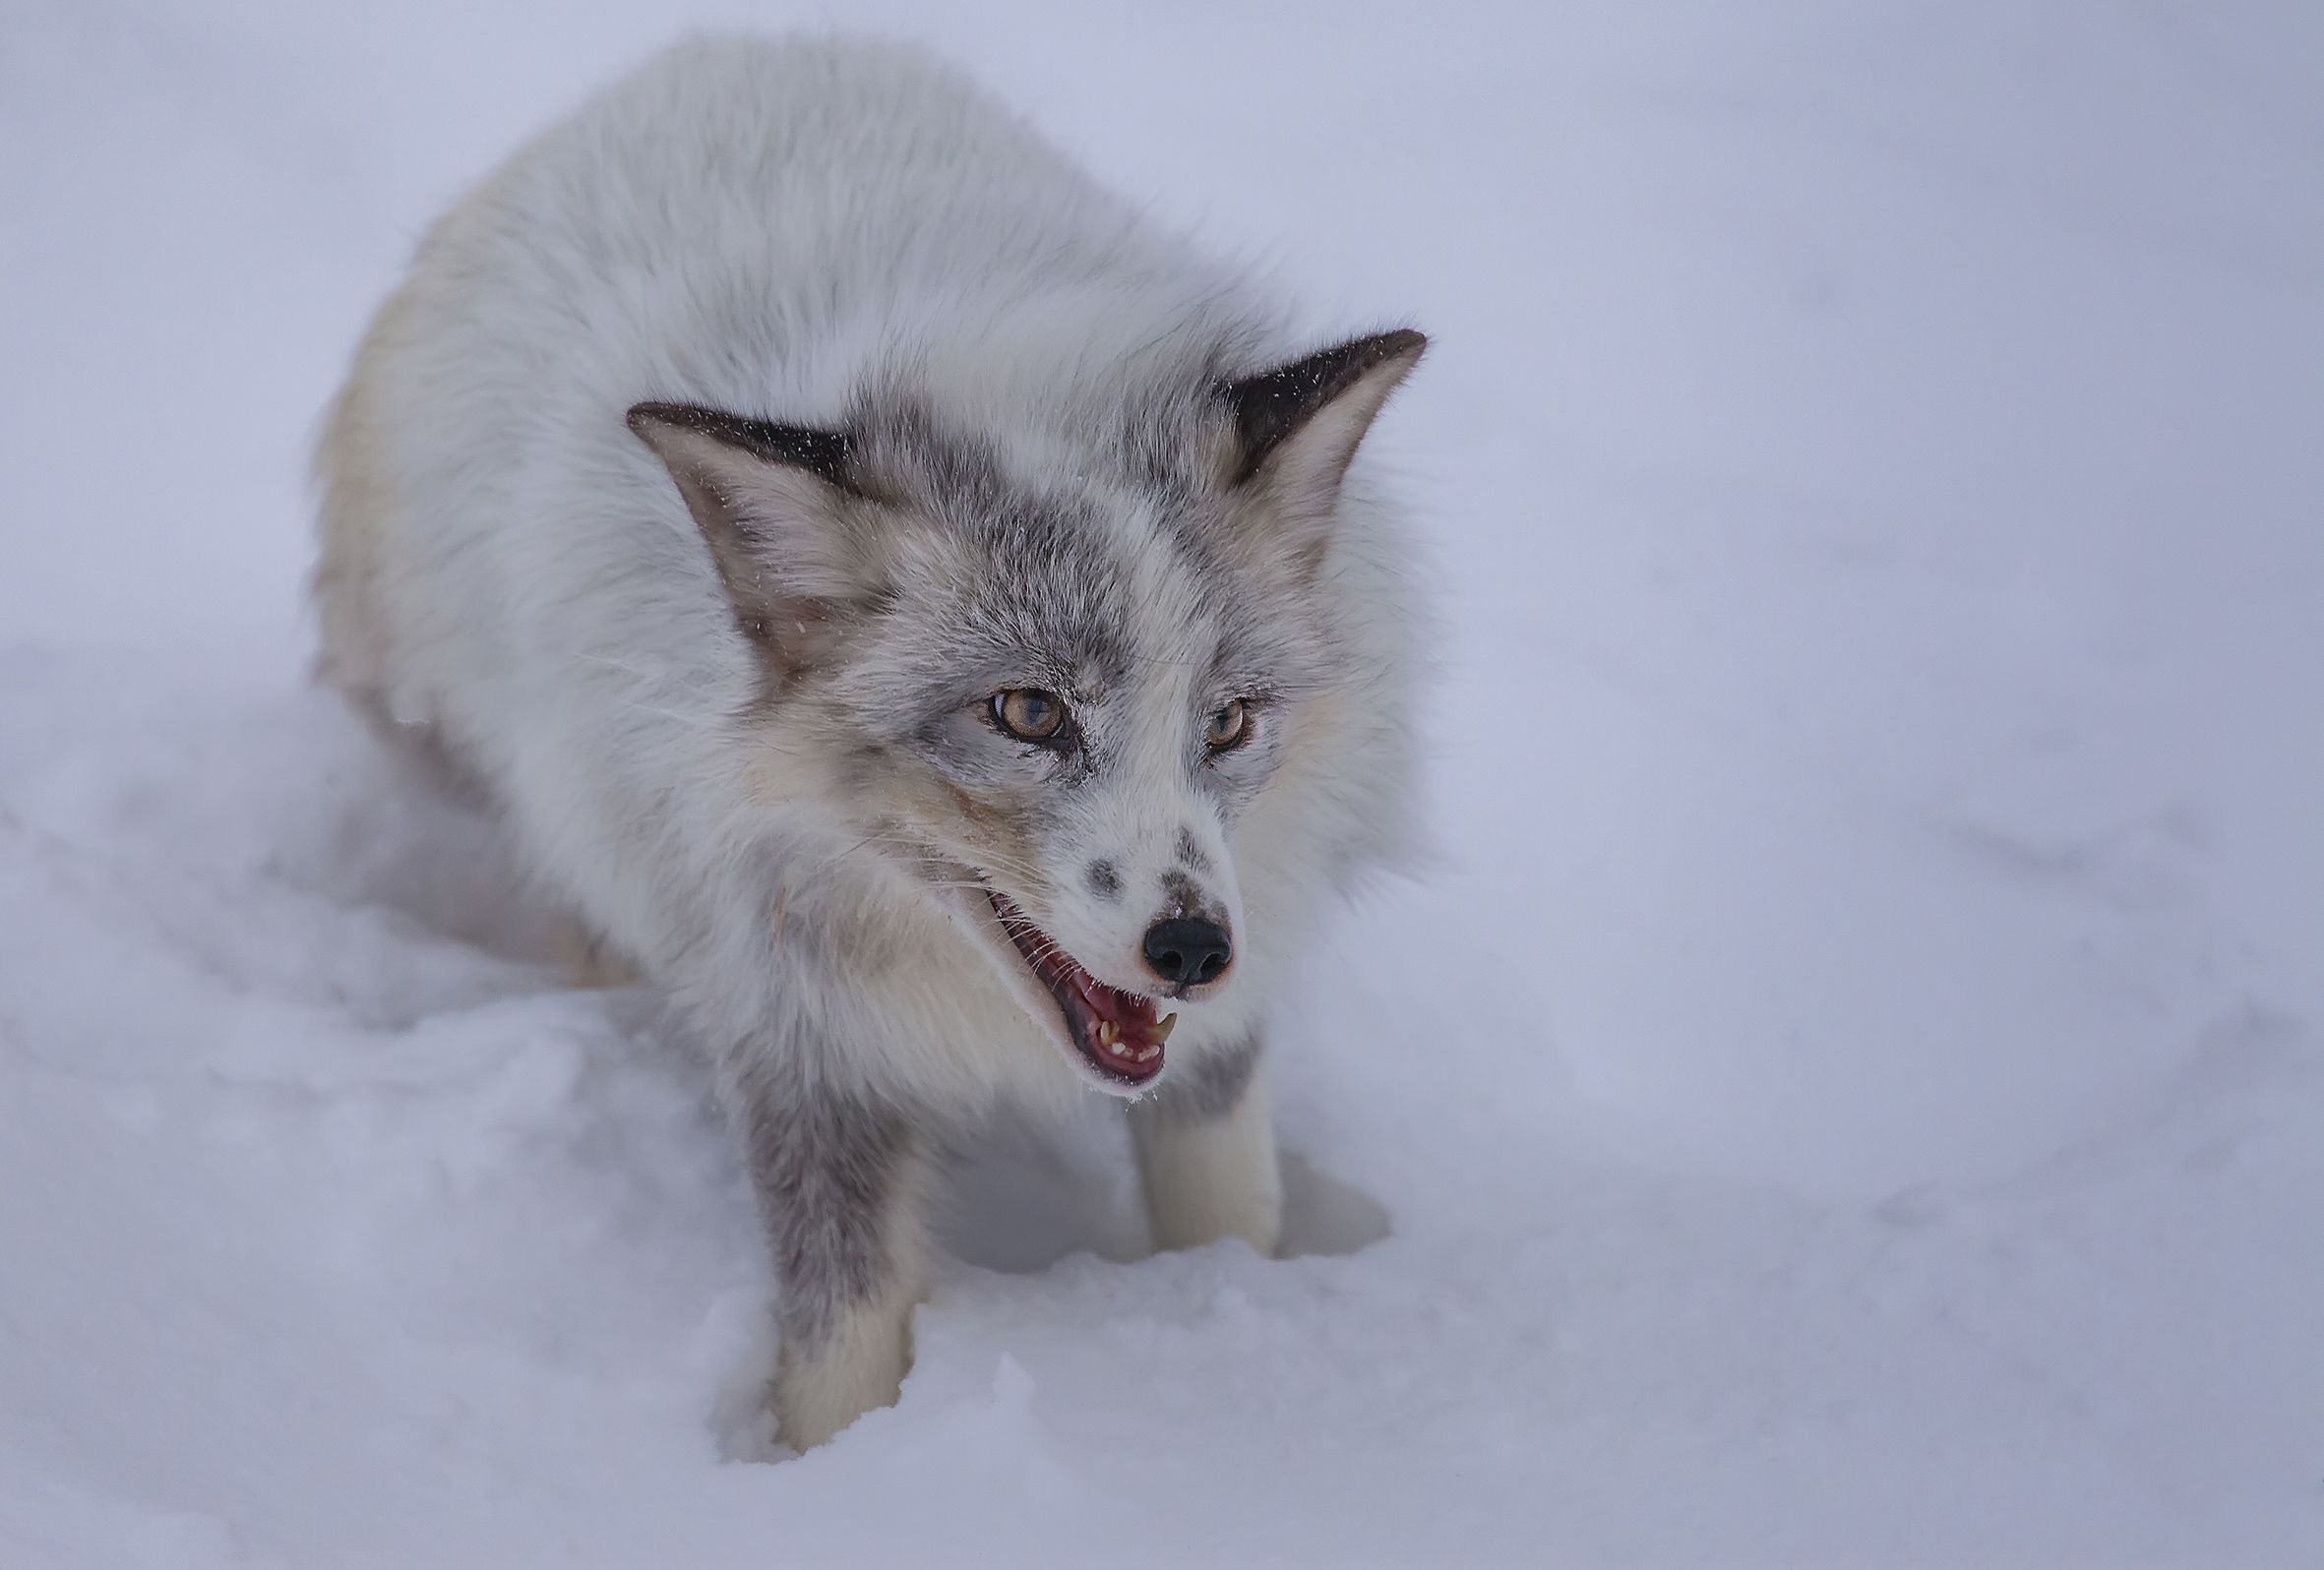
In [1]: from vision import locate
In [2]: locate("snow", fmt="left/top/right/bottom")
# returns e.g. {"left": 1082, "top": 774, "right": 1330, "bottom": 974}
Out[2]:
{"left": 5, "top": 1, "right": 2321, "bottom": 1562}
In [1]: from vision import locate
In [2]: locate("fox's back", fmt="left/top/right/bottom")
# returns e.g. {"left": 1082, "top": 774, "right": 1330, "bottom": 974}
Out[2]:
{"left": 314, "top": 34, "right": 1251, "bottom": 773}
{"left": 397, "top": 35, "right": 1213, "bottom": 442}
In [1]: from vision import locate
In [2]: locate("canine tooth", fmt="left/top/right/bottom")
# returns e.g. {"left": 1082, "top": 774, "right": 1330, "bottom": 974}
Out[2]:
{"left": 1096, "top": 1020, "right": 1119, "bottom": 1049}
{"left": 1152, "top": 1013, "right": 1178, "bottom": 1043}
{"left": 1136, "top": 1045, "right": 1161, "bottom": 1062}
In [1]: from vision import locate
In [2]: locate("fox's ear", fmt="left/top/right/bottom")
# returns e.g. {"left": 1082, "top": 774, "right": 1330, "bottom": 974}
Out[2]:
{"left": 628, "top": 402, "right": 875, "bottom": 671}
{"left": 1220, "top": 329, "right": 1426, "bottom": 562}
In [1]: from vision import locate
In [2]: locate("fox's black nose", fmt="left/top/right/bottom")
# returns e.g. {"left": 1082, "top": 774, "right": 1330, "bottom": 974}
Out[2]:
{"left": 1142, "top": 918, "right": 1232, "bottom": 988}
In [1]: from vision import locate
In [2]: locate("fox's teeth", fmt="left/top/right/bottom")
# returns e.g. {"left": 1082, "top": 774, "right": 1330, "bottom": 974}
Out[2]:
{"left": 1096, "top": 1020, "right": 1120, "bottom": 1049}
{"left": 1135, "top": 1045, "right": 1161, "bottom": 1062}
{"left": 1152, "top": 1012, "right": 1178, "bottom": 1043}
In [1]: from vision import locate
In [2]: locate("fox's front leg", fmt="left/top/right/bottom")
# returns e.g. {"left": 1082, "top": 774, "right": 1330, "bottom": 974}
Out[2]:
{"left": 1129, "top": 1036, "right": 1283, "bottom": 1256}
{"left": 735, "top": 1063, "right": 934, "bottom": 1451}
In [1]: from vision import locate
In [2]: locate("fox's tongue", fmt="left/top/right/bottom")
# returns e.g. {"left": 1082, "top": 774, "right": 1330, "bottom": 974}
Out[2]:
{"left": 989, "top": 893, "right": 1173, "bottom": 1086}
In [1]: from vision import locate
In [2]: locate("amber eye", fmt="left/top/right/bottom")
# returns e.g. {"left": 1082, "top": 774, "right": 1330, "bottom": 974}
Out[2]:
{"left": 1204, "top": 698, "right": 1251, "bottom": 752}
{"left": 993, "top": 688, "right": 1067, "bottom": 742}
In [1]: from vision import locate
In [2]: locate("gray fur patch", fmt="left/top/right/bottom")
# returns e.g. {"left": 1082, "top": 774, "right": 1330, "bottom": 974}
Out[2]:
{"left": 737, "top": 1069, "right": 914, "bottom": 1347}
{"left": 1086, "top": 859, "right": 1122, "bottom": 899}
{"left": 1176, "top": 826, "right": 1209, "bottom": 871}
{"left": 1158, "top": 868, "right": 1222, "bottom": 926}
{"left": 1144, "top": 1032, "right": 1262, "bottom": 1122}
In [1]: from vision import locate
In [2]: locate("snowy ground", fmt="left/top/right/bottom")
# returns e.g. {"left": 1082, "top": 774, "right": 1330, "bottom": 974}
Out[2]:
{"left": 5, "top": 2, "right": 2321, "bottom": 1564}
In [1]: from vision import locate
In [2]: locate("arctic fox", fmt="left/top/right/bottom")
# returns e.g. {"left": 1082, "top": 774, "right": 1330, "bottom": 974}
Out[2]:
{"left": 313, "top": 34, "right": 1429, "bottom": 1450}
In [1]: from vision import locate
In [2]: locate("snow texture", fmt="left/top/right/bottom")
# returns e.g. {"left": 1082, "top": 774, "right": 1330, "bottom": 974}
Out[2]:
{"left": 4, "top": 1, "right": 2321, "bottom": 1564}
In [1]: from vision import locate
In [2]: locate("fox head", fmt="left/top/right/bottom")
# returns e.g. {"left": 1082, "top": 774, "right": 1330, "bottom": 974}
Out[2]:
{"left": 628, "top": 329, "right": 1424, "bottom": 1095}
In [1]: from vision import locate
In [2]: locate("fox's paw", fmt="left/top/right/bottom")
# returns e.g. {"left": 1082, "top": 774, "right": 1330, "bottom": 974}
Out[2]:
{"left": 772, "top": 1302, "right": 913, "bottom": 1452}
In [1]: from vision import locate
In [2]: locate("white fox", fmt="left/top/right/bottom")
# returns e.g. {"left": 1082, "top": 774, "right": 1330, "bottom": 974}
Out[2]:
{"left": 313, "top": 33, "right": 1429, "bottom": 1450}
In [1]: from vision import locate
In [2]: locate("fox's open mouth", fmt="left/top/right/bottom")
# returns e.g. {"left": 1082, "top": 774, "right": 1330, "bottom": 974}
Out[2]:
{"left": 987, "top": 891, "right": 1173, "bottom": 1087}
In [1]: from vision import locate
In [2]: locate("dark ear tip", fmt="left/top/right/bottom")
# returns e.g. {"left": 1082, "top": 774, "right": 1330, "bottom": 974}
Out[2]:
{"left": 626, "top": 401, "right": 859, "bottom": 493}
{"left": 1221, "top": 328, "right": 1432, "bottom": 484}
